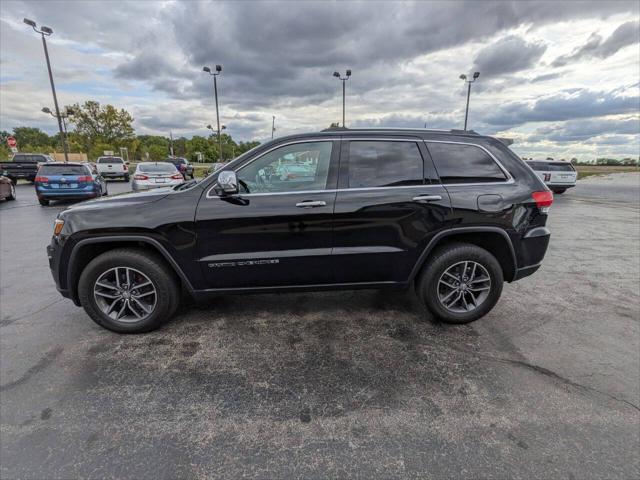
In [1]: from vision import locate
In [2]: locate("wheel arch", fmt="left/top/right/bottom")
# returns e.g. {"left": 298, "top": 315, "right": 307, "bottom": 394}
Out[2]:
{"left": 410, "top": 227, "right": 517, "bottom": 283}
{"left": 66, "top": 236, "right": 194, "bottom": 304}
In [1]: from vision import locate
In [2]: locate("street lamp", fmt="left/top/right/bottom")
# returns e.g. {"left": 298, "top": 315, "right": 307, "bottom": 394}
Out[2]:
{"left": 203, "top": 64, "right": 223, "bottom": 161}
{"left": 459, "top": 71, "right": 480, "bottom": 131}
{"left": 333, "top": 69, "right": 351, "bottom": 127}
{"left": 272, "top": 115, "right": 276, "bottom": 139}
{"left": 24, "top": 18, "right": 69, "bottom": 162}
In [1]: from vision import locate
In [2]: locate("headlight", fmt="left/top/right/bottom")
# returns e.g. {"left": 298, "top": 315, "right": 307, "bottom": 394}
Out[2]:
{"left": 53, "top": 218, "right": 65, "bottom": 236}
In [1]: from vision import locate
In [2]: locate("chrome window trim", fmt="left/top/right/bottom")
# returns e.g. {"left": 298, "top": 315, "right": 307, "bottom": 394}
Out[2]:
{"left": 424, "top": 139, "right": 513, "bottom": 183}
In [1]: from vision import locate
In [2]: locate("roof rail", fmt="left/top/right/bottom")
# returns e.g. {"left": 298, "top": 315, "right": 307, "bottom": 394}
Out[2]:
{"left": 320, "top": 127, "right": 479, "bottom": 135}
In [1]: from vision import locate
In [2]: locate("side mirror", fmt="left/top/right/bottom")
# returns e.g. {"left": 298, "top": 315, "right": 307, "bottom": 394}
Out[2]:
{"left": 218, "top": 170, "right": 239, "bottom": 195}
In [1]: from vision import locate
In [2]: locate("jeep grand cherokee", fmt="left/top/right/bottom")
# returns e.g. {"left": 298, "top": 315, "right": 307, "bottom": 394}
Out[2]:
{"left": 47, "top": 128, "right": 553, "bottom": 333}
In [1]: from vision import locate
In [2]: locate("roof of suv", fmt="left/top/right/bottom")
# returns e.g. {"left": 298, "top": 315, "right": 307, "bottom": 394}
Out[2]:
{"left": 269, "top": 127, "right": 489, "bottom": 144}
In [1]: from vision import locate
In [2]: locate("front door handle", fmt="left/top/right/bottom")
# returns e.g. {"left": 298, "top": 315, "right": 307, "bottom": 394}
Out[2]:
{"left": 296, "top": 200, "right": 327, "bottom": 208}
{"left": 412, "top": 194, "right": 442, "bottom": 203}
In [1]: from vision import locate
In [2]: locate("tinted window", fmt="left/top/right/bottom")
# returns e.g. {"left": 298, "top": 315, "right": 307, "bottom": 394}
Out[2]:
{"left": 427, "top": 143, "right": 507, "bottom": 184}
{"left": 238, "top": 141, "right": 332, "bottom": 193}
{"left": 527, "top": 161, "right": 574, "bottom": 172}
{"left": 12, "top": 155, "right": 44, "bottom": 163}
{"left": 97, "top": 157, "right": 124, "bottom": 164}
{"left": 348, "top": 141, "right": 423, "bottom": 188}
{"left": 38, "top": 165, "right": 89, "bottom": 175}
{"left": 137, "top": 163, "right": 177, "bottom": 173}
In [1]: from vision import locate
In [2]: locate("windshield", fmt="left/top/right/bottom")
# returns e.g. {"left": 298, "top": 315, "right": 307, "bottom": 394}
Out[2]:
{"left": 39, "top": 165, "right": 88, "bottom": 175}
{"left": 97, "top": 157, "right": 124, "bottom": 164}
{"left": 527, "top": 161, "right": 575, "bottom": 172}
{"left": 137, "top": 163, "right": 177, "bottom": 173}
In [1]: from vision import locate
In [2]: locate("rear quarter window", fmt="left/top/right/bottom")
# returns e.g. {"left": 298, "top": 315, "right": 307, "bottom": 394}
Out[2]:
{"left": 427, "top": 142, "right": 507, "bottom": 184}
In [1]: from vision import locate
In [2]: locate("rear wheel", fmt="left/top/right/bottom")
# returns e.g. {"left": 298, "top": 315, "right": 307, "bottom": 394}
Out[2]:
{"left": 38, "top": 198, "right": 49, "bottom": 206}
{"left": 553, "top": 189, "right": 566, "bottom": 194}
{"left": 417, "top": 243, "right": 503, "bottom": 324}
{"left": 78, "top": 248, "right": 180, "bottom": 333}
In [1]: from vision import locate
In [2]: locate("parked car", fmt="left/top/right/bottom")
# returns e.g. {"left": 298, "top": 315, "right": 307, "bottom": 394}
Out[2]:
{"left": 526, "top": 160, "right": 577, "bottom": 194}
{"left": 35, "top": 162, "right": 107, "bottom": 206}
{"left": 47, "top": 128, "right": 553, "bottom": 333}
{"left": 131, "top": 162, "right": 185, "bottom": 191}
{"left": 96, "top": 156, "right": 129, "bottom": 181}
{"left": 166, "top": 157, "right": 195, "bottom": 179}
{"left": 0, "top": 174, "right": 16, "bottom": 201}
{"left": 205, "top": 162, "right": 226, "bottom": 176}
{"left": 2, "top": 153, "right": 54, "bottom": 183}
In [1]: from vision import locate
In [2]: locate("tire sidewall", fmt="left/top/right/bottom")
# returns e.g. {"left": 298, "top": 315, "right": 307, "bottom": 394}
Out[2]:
{"left": 420, "top": 244, "right": 504, "bottom": 324}
{"left": 78, "top": 251, "right": 177, "bottom": 333}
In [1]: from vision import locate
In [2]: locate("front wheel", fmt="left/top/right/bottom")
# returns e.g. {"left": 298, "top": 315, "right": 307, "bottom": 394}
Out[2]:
{"left": 417, "top": 243, "right": 503, "bottom": 324}
{"left": 78, "top": 248, "right": 180, "bottom": 333}
{"left": 6, "top": 183, "right": 16, "bottom": 200}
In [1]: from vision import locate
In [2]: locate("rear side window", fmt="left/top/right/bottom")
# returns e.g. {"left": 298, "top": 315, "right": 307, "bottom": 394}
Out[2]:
{"left": 348, "top": 141, "right": 423, "bottom": 188}
{"left": 97, "top": 157, "right": 124, "bottom": 164}
{"left": 427, "top": 143, "right": 507, "bottom": 184}
{"left": 38, "top": 165, "right": 89, "bottom": 175}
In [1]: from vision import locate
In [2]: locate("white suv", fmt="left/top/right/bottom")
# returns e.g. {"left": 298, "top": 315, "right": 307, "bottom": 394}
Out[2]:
{"left": 96, "top": 156, "right": 130, "bottom": 181}
{"left": 526, "top": 160, "right": 577, "bottom": 194}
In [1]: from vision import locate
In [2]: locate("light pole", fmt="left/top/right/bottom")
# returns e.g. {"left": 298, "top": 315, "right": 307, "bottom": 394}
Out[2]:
{"left": 203, "top": 65, "right": 223, "bottom": 161}
{"left": 271, "top": 115, "right": 276, "bottom": 139}
{"left": 206, "top": 124, "right": 226, "bottom": 161}
{"left": 332, "top": 69, "right": 351, "bottom": 127}
{"left": 42, "top": 106, "right": 72, "bottom": 159}
{"left": 459, "top": 71, "right": 480, "bottom": 131}
{"left": 24, "top": 18, "right": 68, "bottom": 162}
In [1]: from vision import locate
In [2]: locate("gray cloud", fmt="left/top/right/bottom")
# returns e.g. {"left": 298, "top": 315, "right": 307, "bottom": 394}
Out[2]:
{"left": 552, "top": 20, "right": 640, "bottom": 67}
{"left": 530, "top": 117, "right": 640, "bottom": 142}
{"left": 473, "top": 36, "right": 546, "bottom": 76}
{"left": 484, "top": 88, "right": 640, "bottom": 126}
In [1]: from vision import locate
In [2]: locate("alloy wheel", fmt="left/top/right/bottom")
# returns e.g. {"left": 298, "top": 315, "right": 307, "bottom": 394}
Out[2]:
{"left": 93, "top": 267, "right": 157, "bottom": 323}
{"left": 437, "top": 261, "right": 491, "bottom": 313}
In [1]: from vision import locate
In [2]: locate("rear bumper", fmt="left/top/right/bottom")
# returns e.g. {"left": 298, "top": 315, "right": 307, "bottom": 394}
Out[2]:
{"left": 513, "top": 226, "right": 550, "bottom": 281}
{"left": 37, "top": 190, "right": 99, "bottom": 200}
{"left": 100, "top": 172, "right": 127, "bottom": 177}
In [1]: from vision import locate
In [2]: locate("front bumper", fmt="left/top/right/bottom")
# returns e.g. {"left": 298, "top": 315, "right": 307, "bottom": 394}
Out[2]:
{"left": 47, "top": 241, "right": 75, "bottom": 302}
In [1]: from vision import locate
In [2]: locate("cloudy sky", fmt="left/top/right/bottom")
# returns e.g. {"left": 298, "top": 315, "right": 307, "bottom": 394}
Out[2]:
{"left": 0, "top": 0, "right": 638, "bottom": 159}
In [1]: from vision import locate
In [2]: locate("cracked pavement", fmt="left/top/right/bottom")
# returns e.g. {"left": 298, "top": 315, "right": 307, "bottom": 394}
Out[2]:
{"left": 1, "top": 174, "right": 639, "bottom": 479}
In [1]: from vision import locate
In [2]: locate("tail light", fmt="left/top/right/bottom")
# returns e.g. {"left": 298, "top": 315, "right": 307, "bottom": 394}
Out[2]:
{"left": 35, "top": 176, "right": 49, "bottom": 183}
{"left": 287, "top": 173, "right": 297, "bottom": 179}
{"left": 543, "top": 173, "right": 551, "bottom": 182}
{"left": 77, "top": 175, "right": 92, "bottom": 182}
{"left": 532, "top": 191, "right": 553, "bottom": 213}
{"left": 134, "top": 174, "right": 149, "bottom": 180}
{"left": 171, "top": 173, "right": 183, "bottom": 180}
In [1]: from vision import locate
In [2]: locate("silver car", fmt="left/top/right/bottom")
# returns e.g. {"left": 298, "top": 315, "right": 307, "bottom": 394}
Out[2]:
{"left": 132, "top": 162, "right": 184, "bottom": 191}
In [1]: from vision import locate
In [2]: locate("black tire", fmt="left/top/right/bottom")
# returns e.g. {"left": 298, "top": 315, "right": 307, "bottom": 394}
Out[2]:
{"left": 103, "top": 185, "right": 108, "bottom": 196}
{"left": 417, "top": 242, "right": 503, "bottom": 324}
{"left": 124, "top": 174, "right": 130, "bottom": 182}
{"left": 553, "top": 189, "right": 566, "bottom": 194}
{"left": 6, "top": 183, "right": 16, "bottom": 201}
{"left": 78, "top": 248, "right": 180, "bottom": 333}
{"left": 38, "top": 198, "right": 49, "bottom": 206}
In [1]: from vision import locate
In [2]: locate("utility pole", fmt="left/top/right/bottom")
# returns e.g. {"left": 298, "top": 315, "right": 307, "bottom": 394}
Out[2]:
{"left": 459, "top": 71, "right": 480, "bottom": 131}
{"left": 25, "top": 18, "right": 69, "bottom": 162}
{"left": 271, "top": 115, "right": 276, "bottom": 139}
{"left": 332, "top": 70, "right": 352, "bottom": 127}
{"left": 169, "top": 131, "right": 174, "bottom": 156}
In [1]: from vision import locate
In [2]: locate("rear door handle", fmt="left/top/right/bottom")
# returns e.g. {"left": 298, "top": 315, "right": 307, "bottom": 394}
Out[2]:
{"left": 296, "top": 200, "right": 327, "bottom": 208}
{"left": 412, "top": 194, "right": 442, "bottom": 203}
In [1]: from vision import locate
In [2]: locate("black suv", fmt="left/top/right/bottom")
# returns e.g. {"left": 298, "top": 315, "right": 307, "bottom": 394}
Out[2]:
{"left": 47, "top": 129, "right": 553, "bottom": 333}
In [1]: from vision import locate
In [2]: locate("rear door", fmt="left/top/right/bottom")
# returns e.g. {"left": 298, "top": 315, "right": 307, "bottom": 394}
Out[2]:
{"left": 332, "top": 137, "right": 452, "bottom": 284}
{"left": 195, "top": 139, "right": 339, "bottom": 289}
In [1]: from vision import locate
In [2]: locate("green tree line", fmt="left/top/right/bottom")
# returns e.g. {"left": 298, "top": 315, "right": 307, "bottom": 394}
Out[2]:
{"left": 0, "top": 100, "right": 260, "bottom": 162}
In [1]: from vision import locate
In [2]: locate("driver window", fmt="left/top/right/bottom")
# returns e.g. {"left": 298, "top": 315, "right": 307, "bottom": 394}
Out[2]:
{"left": 237, "top": 141, "right": 332, "bottom": 194}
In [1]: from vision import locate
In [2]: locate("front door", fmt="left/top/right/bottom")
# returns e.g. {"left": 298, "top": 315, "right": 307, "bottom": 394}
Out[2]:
{"left": 332, "top": 138, "right": 452, "bottom": 284}
{"left": 195, "top": 140, "right": 339, "bottom": 289}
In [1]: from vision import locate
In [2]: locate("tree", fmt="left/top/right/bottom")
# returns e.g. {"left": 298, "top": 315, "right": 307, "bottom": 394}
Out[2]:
{"left": 69, "top": 101, "right": 135, "bottom": 153}
{"left": 12, "top": 127, "right": 53, "bottom": 149}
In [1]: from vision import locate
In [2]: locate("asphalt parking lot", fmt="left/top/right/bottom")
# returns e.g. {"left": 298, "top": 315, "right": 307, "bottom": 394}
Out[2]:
{"left": 1, "top": 174, "right": 639, "bottom": 479}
